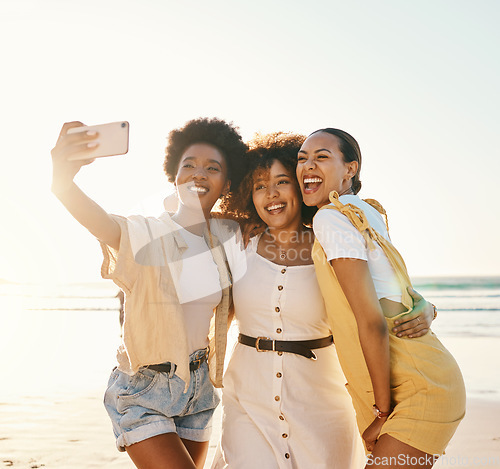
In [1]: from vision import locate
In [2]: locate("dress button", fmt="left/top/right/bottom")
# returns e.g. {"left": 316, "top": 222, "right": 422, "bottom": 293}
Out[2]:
{"left": 276, "top": 328, "right": 282, "bottom": 333}
{"left": 279, "top": 415, "right": 285, "bottom": 421}
{"left": 282, "top": 433, "right": 288, "bottom": 438}
{"left": 276, "top": 372, "right": 282, "bottom": 378}
{"left": 275, "top": 396, "right": 280, "bottom": 401}
{"left": 275, "top": 307, "right": 280, "bottom": 313}
{"left": 281, "top": 268, "right": 286, "bottom": 274}
{"left": 285, "top": 453, "right": 290, "bottom": 459}
{"left": 277, "top": 351, "right": 283, "bottom": 356}
{"left": 278, "top": 285, "right": 283, "bottom": 291}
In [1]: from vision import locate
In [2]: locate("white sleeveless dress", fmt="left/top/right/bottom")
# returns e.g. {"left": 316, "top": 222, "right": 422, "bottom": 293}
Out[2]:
{"left": 211, "top": 236, "right": 364, "bottom": 469}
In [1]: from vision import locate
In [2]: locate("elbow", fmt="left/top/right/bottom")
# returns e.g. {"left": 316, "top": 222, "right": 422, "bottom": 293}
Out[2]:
{"left": 360, "top": 316, "right": 389, "bottom": 338}
{"left": 377, "top": 319, "right": 389, "bottom": 338}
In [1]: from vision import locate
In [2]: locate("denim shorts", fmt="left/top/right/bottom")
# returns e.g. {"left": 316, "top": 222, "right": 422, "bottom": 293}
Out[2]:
{"left": 103, "top": 348, "right": 220, "bottom": 451}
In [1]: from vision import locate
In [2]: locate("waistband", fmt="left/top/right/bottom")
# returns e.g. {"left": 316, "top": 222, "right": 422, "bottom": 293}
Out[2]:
{"left": 145, "top": 348, "right": 209, "bottom": 373}
{"left": 238, "top": 334, "right": 333, "bottom": 360}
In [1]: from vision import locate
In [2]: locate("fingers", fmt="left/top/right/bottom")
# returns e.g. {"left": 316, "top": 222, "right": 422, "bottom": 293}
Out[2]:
{"left": 407, "top": 286, "right": 423, "bottom": 302}
{"left": 55, "top": 121, "right": 84, "bottom": 144}
{"left": 66, "top": 142, "right": 100, "bottom": 161}
{"left": 243, "top": 230, "right": 251, "bottom": 248}
{"left": 52, "top": 122, "right": 99, "bottom": 162}
{"left": 242, "top": 223, "right": 264, "bottom": 248}
{"left": 392, "top": 316, "right": 428, "bottom": 337}
{"left": 363, "top": 434, "right": 377, "bottom": 452}
{"left": 393, "top": 308, "right": 419, "bottom": 326}
{"left": 406, "top": 327, "right": 429, "bottom": 338}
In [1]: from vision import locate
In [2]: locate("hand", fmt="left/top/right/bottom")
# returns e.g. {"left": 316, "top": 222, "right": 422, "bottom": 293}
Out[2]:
{"left": 392, "top": 287, "right": 433, "bottom": 338}
{"left": 241, "top": 221, "right": 265, "bottom": 248}
{"left": 362, "top": 417, "right": 386, "bottom": 452}
{"left": 51, "top": 121, "right": 98, "bottom": 194}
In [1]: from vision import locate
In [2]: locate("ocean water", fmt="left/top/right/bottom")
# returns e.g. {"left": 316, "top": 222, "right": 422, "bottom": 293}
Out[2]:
{"left": 0, "top": 276, "right": 499, "bottom": 399}
{"left": 412, "top": 276, "right": 500, "bottom": 339}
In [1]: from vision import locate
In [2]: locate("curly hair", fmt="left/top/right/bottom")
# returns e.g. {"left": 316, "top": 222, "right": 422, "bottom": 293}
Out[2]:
{"left": 163, "top": 118, "right": 248, "bottom": 191}
{"left": 225, "top": 132, "right": 317, "bottom": 226}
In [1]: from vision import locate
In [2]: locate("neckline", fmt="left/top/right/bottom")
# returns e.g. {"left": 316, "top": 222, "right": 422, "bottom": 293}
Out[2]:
{"left": 253, "top": 232, "right": 315, "bottom": 268}
{"left": 254, "top": 250, "right": 314, "bottom": 269}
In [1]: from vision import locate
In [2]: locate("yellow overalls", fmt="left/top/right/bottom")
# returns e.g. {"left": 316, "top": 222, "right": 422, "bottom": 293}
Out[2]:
{"left": 312, "top": 191, "right": 466, "bottom": 455}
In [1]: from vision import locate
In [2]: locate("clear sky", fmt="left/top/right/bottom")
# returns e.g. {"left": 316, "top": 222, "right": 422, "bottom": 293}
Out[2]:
{"left": 1, "top": 0, "right": 499, "bottom": 283}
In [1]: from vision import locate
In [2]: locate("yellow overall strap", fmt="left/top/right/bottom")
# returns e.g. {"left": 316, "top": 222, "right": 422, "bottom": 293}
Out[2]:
{"left": 325, "top": 191, "right": 413, "bottom": 311}
{"left": 363, "top": 198, "right": 390, "bottom": 235}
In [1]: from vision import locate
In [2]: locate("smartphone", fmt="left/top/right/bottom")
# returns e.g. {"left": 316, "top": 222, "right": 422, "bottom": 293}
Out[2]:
{"left": 67, "top": 121, "right": 129, "bottom": 160}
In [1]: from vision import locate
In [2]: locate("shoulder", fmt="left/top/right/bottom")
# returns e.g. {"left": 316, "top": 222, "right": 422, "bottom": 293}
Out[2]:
{"left": 340, "top": 195, "right": 389, "bottom": 237}
{"left": 313, "top": 201, "right": 358, "bottom": 233}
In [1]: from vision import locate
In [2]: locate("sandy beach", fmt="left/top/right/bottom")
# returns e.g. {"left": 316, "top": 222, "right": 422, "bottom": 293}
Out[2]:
{"left": 0, "top": 392, "right": 499, "bottom": 468}
{"left": 1, "top": 286, "right": 499, "bottom": 468}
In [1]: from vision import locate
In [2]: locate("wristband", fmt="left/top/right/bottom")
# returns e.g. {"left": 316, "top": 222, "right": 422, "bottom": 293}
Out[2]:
{"left": 373, "top": 404, "right": 392, "bottom": 419}
{"left": 431, "top": 303, "right": 438, "bottom": 320}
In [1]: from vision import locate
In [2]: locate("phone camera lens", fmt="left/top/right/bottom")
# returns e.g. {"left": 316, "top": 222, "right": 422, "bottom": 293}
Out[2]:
{"left": 121, "top": 122, "right": 126, "bottom": 128}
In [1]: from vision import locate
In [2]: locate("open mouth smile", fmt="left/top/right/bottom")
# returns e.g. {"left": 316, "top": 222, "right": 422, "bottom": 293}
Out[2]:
{"left": 265, "top": 202, "right": 286, "bottom": 214}
{"left": 187, "top": 185, "right": 209, "bottom": 194}
{"left": 303, "top": 176, "right": 323, "bottom": 194}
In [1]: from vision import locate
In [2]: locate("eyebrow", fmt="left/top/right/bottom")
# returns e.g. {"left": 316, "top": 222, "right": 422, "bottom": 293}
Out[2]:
{"left": 298, "top": 148, "right": 332, "bottom": 154}
{"left": 182, "top": 156, "right": 223, "bottom": 168}
{"left": 254, "top": 173, "right": 290, "bottom": 182}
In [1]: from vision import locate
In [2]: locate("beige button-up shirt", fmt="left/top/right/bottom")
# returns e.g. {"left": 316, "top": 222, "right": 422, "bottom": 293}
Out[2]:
{"left": 100, "top": 212, "right": 232, "bottom": 389}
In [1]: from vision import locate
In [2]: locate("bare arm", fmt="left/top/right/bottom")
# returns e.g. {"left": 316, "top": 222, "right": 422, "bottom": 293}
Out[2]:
{"left": 331, "top": 258, "right": 391, "bottom": 450}
{"left": 51, "top": 122, "right": 121, "bottom": 250}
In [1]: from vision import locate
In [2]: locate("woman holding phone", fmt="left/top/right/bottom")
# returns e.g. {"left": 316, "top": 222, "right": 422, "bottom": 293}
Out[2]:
{"left": 51, "top": 118, "right": 246, "bottom": 469}
{"left": 297, "top": 128, "right": 465, "bottom": 467}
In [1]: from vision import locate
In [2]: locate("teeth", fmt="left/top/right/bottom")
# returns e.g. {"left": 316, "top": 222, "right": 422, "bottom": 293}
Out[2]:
{"left": 188, "top": 186, "right": 208, "bottom": 193}
{"left": 267, "top": 203, "right": 285, "bottom": 211}
{"left": 304, "top": 177, "right": 323, "bottom": 184}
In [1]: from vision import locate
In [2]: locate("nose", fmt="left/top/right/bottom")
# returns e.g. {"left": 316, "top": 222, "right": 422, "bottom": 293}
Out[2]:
{"left": 192, "top": 166, "right": 207, "bottom": 180}
{"left": 304, "top": 157, "right": 316, "bottom": 171}
{"left": 266, "top": 184, "right": 279, "bottom": 198}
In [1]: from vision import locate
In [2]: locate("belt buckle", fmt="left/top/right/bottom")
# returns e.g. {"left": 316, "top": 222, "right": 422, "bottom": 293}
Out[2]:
{"left": 192, "top": 348, "right": 208, "bottom": 367}
{"left": 191, "top": 358, "right": 200, "bottom": 368}
{"left": 256, "top": 336, "right": 274, "bottom": 352}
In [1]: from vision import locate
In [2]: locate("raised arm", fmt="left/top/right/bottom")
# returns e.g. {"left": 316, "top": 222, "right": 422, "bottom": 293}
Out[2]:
{"left": 51, "top": 122, "right": 121, "bottom": 250}
{"left": 331, "top": 257, "right": 391, "bottom": 451}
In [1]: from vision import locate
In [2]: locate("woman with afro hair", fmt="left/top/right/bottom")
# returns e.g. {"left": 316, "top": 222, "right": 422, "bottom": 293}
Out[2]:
{"left": 51, "top": 117, "right": 247, "bottom": 469}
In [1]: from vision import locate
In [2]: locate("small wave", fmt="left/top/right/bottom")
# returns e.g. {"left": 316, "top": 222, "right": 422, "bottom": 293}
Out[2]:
{"left": 413, "top": 277, "right": 500, "bottom": 290}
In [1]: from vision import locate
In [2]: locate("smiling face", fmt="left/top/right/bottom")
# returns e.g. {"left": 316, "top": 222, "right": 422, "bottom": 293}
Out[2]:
{"left": 175, "top": 143, "right": 229, "bottom": 215}
{"left": 296, "top": 132, "right": 358, "bottom": 208}
{"left": 252, "top": 159, "right": 303, "bottom": 230}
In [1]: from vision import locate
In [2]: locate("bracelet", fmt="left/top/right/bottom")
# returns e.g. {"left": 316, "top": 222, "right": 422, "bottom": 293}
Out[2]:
{"left": 373, "top": 404, "right": 392, "bottom": 419}
{"left": 431, "top": 303, "right": 438, "bottom": 320}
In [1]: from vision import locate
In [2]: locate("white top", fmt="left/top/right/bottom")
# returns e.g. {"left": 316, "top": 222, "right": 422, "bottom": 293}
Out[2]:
{"left": 313, "top": 194, "right": 401, "bottom": 302}
{"left": 212, "top": 236, "right": 364, "bottom": 469}
{"left": 170, "top": 221, "right": 222, "bottom": 354}
{"left": 100, "top": 212, "right": 232, "bottom": 388}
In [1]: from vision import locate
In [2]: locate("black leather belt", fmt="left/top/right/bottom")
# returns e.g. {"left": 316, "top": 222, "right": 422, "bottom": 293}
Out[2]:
{"left": 238, "top": 334, "right": 333, "bottom": 360}
{"left": 146, "top": 349, "right": 208, "bottom": 373}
